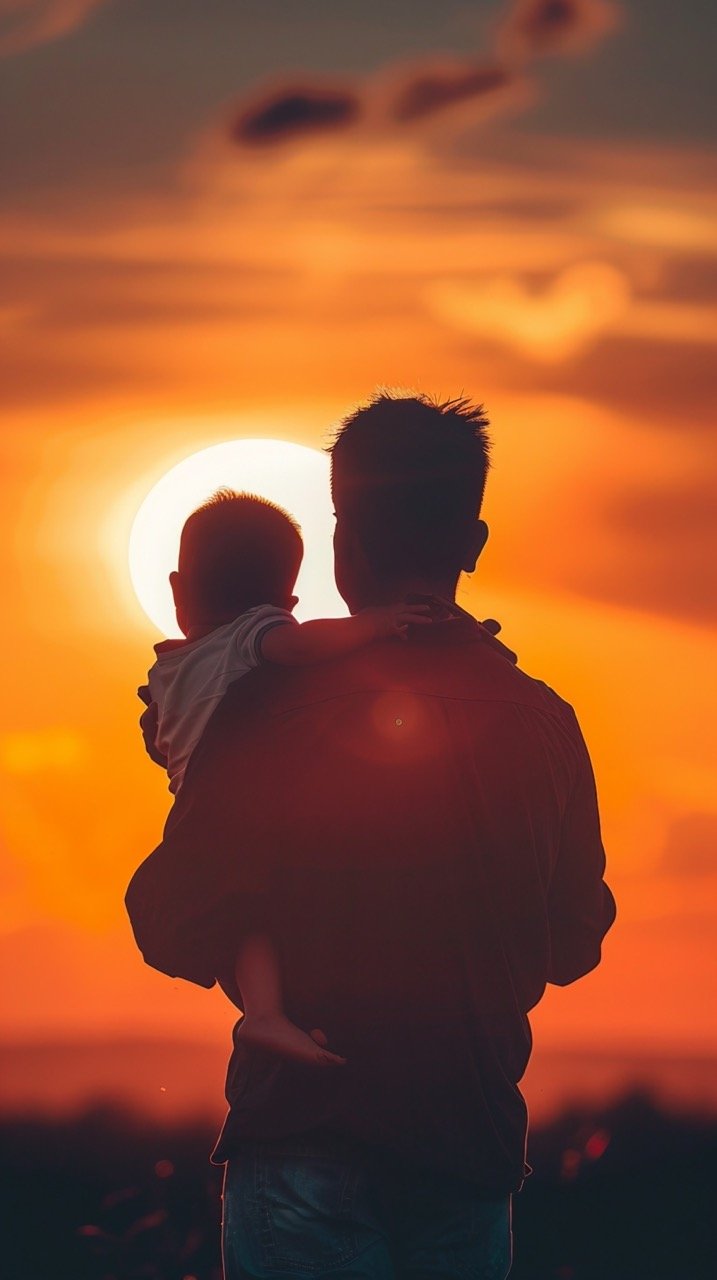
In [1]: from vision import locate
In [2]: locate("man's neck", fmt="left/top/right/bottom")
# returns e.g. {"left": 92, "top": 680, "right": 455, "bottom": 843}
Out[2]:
{"left": 361, "top": 575, "right": 458, "bottom": 608}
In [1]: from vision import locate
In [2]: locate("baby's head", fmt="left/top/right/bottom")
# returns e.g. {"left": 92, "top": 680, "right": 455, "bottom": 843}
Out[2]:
{"left": 170, "top": 489, "right": 303, "bottom": 636}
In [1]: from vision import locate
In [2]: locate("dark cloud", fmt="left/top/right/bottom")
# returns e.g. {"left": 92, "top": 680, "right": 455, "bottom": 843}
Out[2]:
{"left": 226, "top": 63, "right": 526, "bottom": 153}
{"left": 225, "top": 64, "right": 523, "bottom": 152}
{"left": 391, "top": 63, "right": 521, "bottom": 124}
{"left": 661, "top": 814, "right": 717, "bottom": 878}
{"left": 497, "top": 0, "right": 622, "bottom": 61}
{"left": 229, "top": 87, "right": 361, "bottom": 148}
{"left": 222, "top": 0, "right": 623, "bottom": 152}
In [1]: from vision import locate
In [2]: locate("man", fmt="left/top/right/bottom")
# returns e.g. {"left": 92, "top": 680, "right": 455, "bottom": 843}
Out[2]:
{"left": 127, "top": 392, "right": 616, "bottom": 1279}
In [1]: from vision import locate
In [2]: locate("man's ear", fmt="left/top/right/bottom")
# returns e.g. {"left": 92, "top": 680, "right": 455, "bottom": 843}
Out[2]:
{"left": 169, "top": 570, "right": 182, "bottom": 607}
{"left": 333, "top": 521, "right": 372, "bottom": 613}
{"left": 461, "top": 519, "right": 489, "bottom": 573}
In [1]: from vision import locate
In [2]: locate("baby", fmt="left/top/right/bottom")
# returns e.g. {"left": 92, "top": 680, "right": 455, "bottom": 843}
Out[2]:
{"left": 139, "top": 488, "right": 429, "bottom": 1067}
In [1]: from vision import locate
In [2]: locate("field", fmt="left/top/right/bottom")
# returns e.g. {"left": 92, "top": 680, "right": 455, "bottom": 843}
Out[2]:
{"left": 2, "top": 1090, "right": 715, "bottom": 1280}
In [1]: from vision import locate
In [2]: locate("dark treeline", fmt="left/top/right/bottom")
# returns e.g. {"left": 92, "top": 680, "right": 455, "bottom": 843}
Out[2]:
{"left": 1, "top": 1091, "right": 715, "bottom": 1280}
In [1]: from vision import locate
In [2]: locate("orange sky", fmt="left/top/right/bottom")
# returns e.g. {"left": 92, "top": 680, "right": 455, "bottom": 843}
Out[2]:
{"left": 1, "top": 2, "right": 716, "bottom": 1100}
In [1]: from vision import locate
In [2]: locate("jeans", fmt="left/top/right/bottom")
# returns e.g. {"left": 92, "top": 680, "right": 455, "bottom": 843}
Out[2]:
{"left": 222, "top": 1131, "right": 512, "bottom": 1279}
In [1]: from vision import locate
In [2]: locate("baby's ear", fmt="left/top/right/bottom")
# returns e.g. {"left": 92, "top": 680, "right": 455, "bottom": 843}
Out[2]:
{"left": 288, "top": 594, "right": 299, "bottom": 610}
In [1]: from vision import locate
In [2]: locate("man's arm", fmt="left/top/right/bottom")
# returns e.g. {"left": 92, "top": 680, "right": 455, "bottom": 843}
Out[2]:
{"left": 547, "top": 717, "right": 616, "bottom": 986}
{"left": 260, "top": 603, "right": 430, "bottom": 665}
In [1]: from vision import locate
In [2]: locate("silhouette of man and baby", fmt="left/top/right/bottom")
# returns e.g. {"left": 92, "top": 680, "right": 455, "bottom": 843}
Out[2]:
{"left": 127, "top": 392, "right": 615, "bottom": 1279}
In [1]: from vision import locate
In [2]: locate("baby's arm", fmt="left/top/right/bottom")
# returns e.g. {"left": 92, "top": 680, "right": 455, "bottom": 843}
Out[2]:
{"left": 260, "top": 602, "right": 430, "bottom": 666}
{"left": 235, "top": 932, "right": 284, "bottom": 1020}
{"left": 235, "top": 933, "right": 346, "bottom": 1066}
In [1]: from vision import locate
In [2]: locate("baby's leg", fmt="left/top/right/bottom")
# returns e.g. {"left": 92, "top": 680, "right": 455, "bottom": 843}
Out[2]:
{"left": 235, "top": 933, "right": 346, "bottom": 1067}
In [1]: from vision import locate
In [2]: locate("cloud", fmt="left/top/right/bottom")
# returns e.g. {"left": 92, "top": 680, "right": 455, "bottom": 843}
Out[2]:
{"left": 221, "top": 0, "right": 623, "bottom": 153}
{"left": 597, "top": 205, "right": 717, "bottom": 256}
{"left": 660, "top": 814, "right": 717, "bottom": 878}
{"left": 615, "top": 299, "right": 717, "bottom": 345}
{"left": 390, "top": 61, "right": 526, "bottom": 124}
{"left": 229, "top": 86, "right": 361, "bottom": 148}
{"left": 427, "top": 261, "right": 631, "bottom": 362}
{"left": 4, "top": 125, "right": 717, "bottom": 436}
{"left": 497, "top": 0, "right": 623, "bottom": 62}
{"left": 427, "top": 264, "right": 717, "bottom": 366}
{"left": 503, "top": 333, "right": 716, "bottom": 434}
{"left": 225, "top": 64, "right": 523, "bottom": 152}
{"left": 566, "top": 465, "right": 717, "bottom": 627}
{"left": 0, "top": 0, "right": 106, "bottom": 56}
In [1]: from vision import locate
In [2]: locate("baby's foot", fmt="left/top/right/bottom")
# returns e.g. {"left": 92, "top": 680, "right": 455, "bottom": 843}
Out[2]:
{"left": 240, "top": 1014, "right": 346, "bottom": 1067}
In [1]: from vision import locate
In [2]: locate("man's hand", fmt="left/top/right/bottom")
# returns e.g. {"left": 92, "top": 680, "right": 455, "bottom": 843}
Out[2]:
{"left": 139, "top": 699, "right": 168, "bottom": 769}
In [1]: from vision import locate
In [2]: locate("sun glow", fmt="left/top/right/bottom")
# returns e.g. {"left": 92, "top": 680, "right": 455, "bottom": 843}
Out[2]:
{"left": 128, "top": 438, "right": 347, "bottom": 637}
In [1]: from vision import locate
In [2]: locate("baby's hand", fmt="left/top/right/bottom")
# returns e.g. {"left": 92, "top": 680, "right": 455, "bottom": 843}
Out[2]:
{"left": 364, "top": 602, "right": 432, "bottom": 639}
{"left": 139, "top": 700, "right": 169, "bottom": 769}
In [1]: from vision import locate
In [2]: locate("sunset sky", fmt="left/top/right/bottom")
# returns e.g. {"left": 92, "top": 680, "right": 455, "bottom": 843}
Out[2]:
{"left": 1, "top": 0, "right": 716, "bottom": 1109}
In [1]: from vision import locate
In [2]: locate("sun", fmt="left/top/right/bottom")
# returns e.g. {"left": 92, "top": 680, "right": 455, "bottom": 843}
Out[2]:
{"left": 128, "top": 439, "right": 347, "bottom": 637}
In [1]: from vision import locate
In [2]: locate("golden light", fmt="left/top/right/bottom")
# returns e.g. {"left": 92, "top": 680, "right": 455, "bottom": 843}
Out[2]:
{"left": 128, "top": 439, "right": 347, "bottom": 637}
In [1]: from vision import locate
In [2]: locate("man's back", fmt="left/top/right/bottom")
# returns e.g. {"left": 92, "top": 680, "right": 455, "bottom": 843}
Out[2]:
{"left": 127, "top": 612, "right": 615, "bottom": 1191}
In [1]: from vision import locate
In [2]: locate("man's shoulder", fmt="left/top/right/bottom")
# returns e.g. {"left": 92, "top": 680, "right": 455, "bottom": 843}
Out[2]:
{"left": 211, "top": 627, "right": 577, "bottom": 728}
{"left": 510, "top": 666, "right": 578, "bottom": 723}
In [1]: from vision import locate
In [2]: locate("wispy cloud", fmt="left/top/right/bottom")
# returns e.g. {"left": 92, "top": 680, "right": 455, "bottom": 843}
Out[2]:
{"left": 0, "top": 0, "right": 107, "bottom": 56}
{"left": 3, "top": 131, "right": 717, "bottom": 401}
{"left": 597, "top": 204, "right": 717, "bottom": 255}
{"left": 388, "top": 60, "right": 527, "bottom": 124}
{"left": 428, "top": 264, "right": 717, "bottom": 362}
{"left": 222, "top": 0, "right": 621, "bottom": 152}
{"left": 225, "top": 60, "right": 526, "bottom": 151}
{"left": 427, "top": 261, "right": 632, "bottom": 363}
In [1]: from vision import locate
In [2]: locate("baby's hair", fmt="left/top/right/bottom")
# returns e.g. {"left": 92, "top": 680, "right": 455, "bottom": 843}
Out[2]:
{"left": 178, "top": 489, "right": 303, "bottom": 623}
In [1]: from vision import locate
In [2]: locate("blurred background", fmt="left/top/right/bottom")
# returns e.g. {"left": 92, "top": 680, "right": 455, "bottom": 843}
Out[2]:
{"left": 1, "top": 1, "right": 716, "bottom": 1276}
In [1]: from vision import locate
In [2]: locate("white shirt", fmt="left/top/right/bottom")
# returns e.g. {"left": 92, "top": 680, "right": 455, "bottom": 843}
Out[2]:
{"left": 146, "top": 605, "right": 295, "bottom": 793}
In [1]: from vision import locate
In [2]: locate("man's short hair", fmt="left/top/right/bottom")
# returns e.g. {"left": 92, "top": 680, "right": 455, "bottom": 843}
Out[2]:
{"left": 178, "top": 489, "right": 303, "bottom": 620}
{"left": 329, "top": 392, "right": 490, "bottom": 580}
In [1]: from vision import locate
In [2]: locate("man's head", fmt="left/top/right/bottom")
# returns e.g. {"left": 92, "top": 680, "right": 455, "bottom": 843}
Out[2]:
{"left": 170, "top": 489, "right": 303, "bottom": 635}
{"left": 329, "top": 392, "right": 490, "bottom": 611}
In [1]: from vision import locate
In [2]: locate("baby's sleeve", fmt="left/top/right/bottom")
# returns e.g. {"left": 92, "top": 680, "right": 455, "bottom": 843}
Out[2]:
{"left": 234, "top": 606, "right": 297, "bottom": 668}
